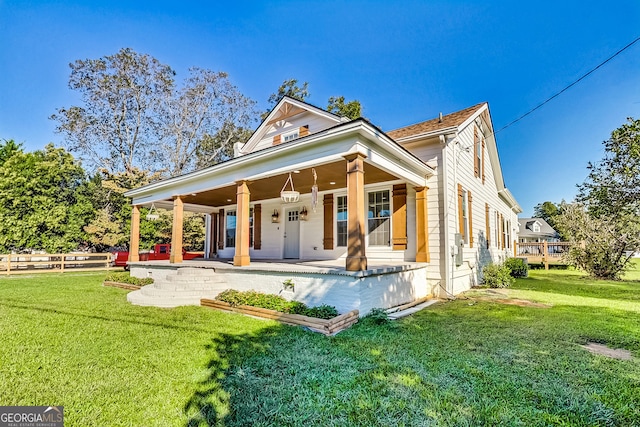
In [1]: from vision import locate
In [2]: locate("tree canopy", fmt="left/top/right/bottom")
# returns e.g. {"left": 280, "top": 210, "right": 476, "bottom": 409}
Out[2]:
{"left": 52, "top": 48, "right": 257, "bottom": 177}
{"left": 327, "top": 96, "right": 362, "bottom": 120}
{"left": 0, "top": 143, "right": 93, "bottom": 253}
{"left": 556, "top": 117, "right": 640, "bottom": 279}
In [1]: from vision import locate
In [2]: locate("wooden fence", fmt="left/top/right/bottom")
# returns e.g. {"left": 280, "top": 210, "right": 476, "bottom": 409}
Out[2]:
{"left": 0, "top": 253, "right": 113, "bottom": 275}
{"left": 514, "top": 241, "right": 572, "bottom": 270}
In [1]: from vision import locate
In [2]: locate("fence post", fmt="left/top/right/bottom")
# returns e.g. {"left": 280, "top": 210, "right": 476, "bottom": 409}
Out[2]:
{"left": 513, "top": 241, "right": 517, "bottom": 257}
{"left": 543, "top": 241, "right": 549, "bottom": 270}
{"left": 60, "top": 255, "right": 65, "bottom": 273}
{"left": 6, "top": 254, "right": 10, "bottom": 275}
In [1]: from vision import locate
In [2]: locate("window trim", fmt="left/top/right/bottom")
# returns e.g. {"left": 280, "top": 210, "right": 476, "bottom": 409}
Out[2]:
{"left": 336, "top": 195, "right": 348, "bottom": 247}
{"left": 367, "top": 189, "right": 392, "bottom": 247}
{"left": 225, "top": 207, "right": 254, "bottom": 248}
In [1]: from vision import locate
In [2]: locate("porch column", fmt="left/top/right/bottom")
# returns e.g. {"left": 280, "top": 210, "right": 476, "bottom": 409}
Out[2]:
{"left": 128, "top": 205, "right": 140, "bottom": 262}
{"left": 170, "top": 196, "right": 184, "bottom": 263}
{"left": 415, "top": 186, "right": 430, "bottom": 262}
{"left": 345, "top": 153, "right": 367, "bottom": 271}
{"left": 234, "top": 180, "right": 251, "bottom": 266}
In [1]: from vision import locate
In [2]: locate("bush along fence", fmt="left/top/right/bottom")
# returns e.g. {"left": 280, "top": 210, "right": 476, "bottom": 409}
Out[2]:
{"left": 1, "top": 253, "right": 113, "bottom": 275}
{"left": 201, "top": 298, "right": 359, "bottom": 336}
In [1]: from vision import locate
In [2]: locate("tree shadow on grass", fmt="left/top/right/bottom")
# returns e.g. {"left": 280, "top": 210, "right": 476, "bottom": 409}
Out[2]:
{"left": 183, "top": 324, "right": 292, "bottom": 427}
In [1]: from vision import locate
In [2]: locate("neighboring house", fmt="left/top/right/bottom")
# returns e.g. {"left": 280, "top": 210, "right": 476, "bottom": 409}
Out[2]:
{"left": 124, "top": 97, "right": 521, "bottom": 313}
{"left": 518, "top": 218, "right": 559, "bottom": 243}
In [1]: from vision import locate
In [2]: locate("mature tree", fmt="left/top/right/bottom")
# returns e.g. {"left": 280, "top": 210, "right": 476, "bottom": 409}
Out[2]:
{"left": 0, "top": 139, "right": 22, "bottom": 165}
{"left": 577, "top": 117, "right": 640, "bottom": 217}
{"left": 0, "top": 144, "right": 93, "bottom": 253}
{"left": 160, "top": 68, "right": 257, "bottom": 175}
{"left": 533, "top": 200, "right": 568, "bottom": 239}
{"left": 555, "top": 203, "right": 639, "bottom": 280}
{"left": 51, "top": 48, "right": 175, "bottom": 175}
{"left": 53, "top": 50, "right": 256, "bottom": 177}
{"left": 195, "top": 123, "right": 254, "bottom": 169}
{"left": 556, "top": 117, "right": 640, "bottom": 279}
{"left": 327, "top": 96, "right": 362, "bottom": 119}
{"left": 267, "top": 78, "right": 310, "bottom": 107}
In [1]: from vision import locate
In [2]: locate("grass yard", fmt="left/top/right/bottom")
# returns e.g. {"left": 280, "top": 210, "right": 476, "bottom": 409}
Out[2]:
{"left": 1, "top": 270, "right": 639, "bottom": 426}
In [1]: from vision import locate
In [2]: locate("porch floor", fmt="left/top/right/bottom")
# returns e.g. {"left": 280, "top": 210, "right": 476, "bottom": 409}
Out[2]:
{"left": 129, "top": 258, "right": 427, "bottom": 277}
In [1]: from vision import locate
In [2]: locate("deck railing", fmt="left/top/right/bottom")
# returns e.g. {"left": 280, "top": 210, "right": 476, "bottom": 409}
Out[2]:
{"left": 0, "top": 253, "right": 113, "bottom": 275}
{"left": 514, "top": 242, "right": 572, "bottom": 269}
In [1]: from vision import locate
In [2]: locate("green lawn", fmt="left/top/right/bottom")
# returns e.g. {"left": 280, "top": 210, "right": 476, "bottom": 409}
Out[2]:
{"left": 1, "top": 270, "right": 639, "bottom": 426}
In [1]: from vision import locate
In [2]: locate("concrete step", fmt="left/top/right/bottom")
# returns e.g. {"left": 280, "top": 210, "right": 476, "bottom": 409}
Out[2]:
{"left": 164, "top": 274, "right": 224, "bottom": 283}
{"left": 387, "top": 300, "right": 439, "bottom": 320}
{"left": 139, "top": 285, "right": 227, "bottom": 297}
{"left": 127, "top": 289, "right": 221, "bottom": 308}
{"left": 154, "top": 279, "right": 227, "bottom": 291}
{"left": 175, "top": 267, "right": 219, "bottom": 276}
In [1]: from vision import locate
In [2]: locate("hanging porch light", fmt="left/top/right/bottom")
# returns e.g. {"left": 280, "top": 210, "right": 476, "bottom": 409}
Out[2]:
{"left": 280, "top": 172, "right": 300, "bottom": 203}
{"left": 145, "top": 203, "right": 159, "bottom": 221}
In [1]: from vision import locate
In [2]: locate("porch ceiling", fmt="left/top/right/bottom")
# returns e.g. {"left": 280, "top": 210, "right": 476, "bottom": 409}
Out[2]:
{"left": 175, "top": 160, "right": 397, "bottom": 208}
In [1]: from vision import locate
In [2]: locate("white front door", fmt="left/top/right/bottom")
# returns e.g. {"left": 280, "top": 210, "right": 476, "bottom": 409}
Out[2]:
{"left": 283, "top": 208, "right": 300, "bottom": 259}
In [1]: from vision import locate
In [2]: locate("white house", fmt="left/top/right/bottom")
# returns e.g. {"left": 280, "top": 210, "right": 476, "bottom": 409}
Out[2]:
{"left": 518, "top": 218, "right": 559, "bottom": 243}
{"left": 124, "top": 97, "right": 521, "bottom": 313}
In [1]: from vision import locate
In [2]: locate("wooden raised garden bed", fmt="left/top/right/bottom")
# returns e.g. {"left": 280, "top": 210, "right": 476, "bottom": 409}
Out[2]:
{"left": 103, "top": 281, "right": 141, "bottom": 291}
{"left": 201, "top": 298, "right": 359, "bottom": 336}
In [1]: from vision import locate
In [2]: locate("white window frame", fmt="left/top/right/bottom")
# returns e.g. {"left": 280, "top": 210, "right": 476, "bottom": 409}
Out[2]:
{"left": 282, "top": 130, "right": 299, "bottom": 142}
{"left": 367, "top": 189, "right": 391, "bottom": 247}
{"left": 336, "top": 195, "right": 348, "bottom": 247}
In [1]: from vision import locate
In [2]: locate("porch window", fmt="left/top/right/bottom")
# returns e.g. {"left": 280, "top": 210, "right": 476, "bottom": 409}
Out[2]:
{"left": 226, "top": 211, "right": 236, "bottom": 248}
{"left": 336, "top": 196, "right": 347, "bottom": 247}
{"left": 225, "top": 208, "right": 254, "bottom": 248}
{"left": 368, "top": 190, "right": 390, "bottom": 246}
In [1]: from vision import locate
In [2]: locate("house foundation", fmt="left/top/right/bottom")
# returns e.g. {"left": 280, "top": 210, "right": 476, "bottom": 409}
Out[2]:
{"left": 129, "top": 259, "right": 431, "bottom": 316}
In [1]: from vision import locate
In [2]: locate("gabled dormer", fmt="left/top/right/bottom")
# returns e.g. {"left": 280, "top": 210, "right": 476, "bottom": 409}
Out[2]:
{"left": 236, "top": 96, "right": 347, "bottom": 157}
{"left": 530, "top": 220, "right": 541, "bottom": 233}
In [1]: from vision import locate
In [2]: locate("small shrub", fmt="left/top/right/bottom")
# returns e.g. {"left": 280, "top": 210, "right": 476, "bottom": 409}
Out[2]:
{"left": 365, "top": 307, "right": 390, "bottom": 324}
{"left": 504, "top": 257, "right": 529, "bottom": 278}
{"left": 105, "top": 272, "right": 154, "bottom": 286}
{"left": 286, "top": 301, "right": 308, "bottom": 315}
{"left": 482, "top": 263, "right": 515, "bottom": 288}
{"left": 303, "top": 304, "right": 338, "bottom": 320}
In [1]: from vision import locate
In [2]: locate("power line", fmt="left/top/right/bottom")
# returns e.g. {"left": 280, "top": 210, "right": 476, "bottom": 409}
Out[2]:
{"left": 495, "top": 35, "right": 640, "bottom": 134}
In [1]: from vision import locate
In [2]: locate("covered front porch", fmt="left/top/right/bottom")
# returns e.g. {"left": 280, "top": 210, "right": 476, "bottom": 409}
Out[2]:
{"left": 125, "top": 120, "right": 436, "bottom": 273}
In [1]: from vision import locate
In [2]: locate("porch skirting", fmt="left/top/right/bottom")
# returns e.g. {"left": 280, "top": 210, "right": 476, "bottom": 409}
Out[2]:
{"left": 129, "top": 260, "right": 430, "bottom": 316}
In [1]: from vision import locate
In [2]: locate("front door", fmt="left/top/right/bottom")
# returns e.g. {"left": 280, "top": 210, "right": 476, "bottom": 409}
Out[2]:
{"left": 283, "top": 208, "right": 300, "bottom": 259}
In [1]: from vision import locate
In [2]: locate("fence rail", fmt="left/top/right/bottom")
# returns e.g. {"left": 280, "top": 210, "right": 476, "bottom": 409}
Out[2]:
{"left": 0, "top": 253, "right": 113, "bottom": 275}
{"left": 514, "top": 242, "right": 572, "bottom": 270}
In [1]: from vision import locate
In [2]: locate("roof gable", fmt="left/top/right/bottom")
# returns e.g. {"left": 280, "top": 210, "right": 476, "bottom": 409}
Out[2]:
{"left": 239, "top": 96, "right": 345, "bottom": 155}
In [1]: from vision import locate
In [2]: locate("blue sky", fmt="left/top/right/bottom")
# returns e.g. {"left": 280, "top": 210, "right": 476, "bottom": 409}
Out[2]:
{"left": 1, "top": 1, "right": 639, "bottom": 216}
